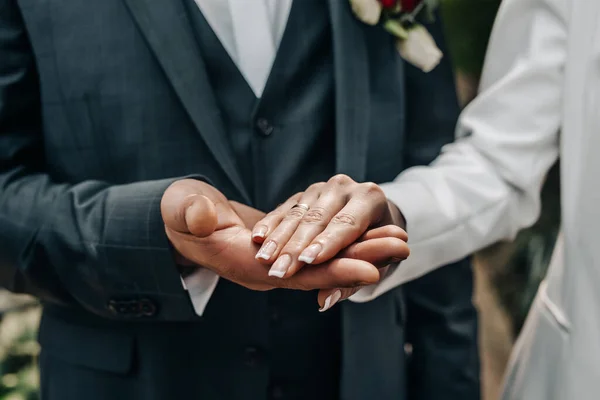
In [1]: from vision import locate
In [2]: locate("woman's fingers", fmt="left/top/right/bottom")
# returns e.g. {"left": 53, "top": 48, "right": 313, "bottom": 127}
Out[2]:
{"left": 316, "top": 267, "right": 389, "bottom": 312}
{"left": 296, "top": 193, "right": 388, "bottom": 266}
{"left": 266, "top": 191, "right": 348, "bottom": 278}
{"left": 254, "top": 191, "right": 321, "bottom": 266}
{"left": 317, "top": 288, "right": 358, "bottom": 312}
{"left": 251, "top": 193, "right": 302, "bottom": 243}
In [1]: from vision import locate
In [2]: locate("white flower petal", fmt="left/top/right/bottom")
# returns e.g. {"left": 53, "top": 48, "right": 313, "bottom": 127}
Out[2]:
{"left": 396, "top": 25, "right": 443, "bottom": 73}
{"left": 349, "top": 0, "right": 382, "bottom": 25}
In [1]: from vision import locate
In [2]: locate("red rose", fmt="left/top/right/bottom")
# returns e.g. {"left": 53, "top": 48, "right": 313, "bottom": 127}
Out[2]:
{"left": 400, "top": 0, "right": 420, "bottom": 12}
{"left": 378, "top": 0, "right": 399, "bottom": 9}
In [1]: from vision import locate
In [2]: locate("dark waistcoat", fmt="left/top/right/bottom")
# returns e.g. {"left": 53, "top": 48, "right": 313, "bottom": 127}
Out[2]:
{"left": 184, "top": 1, "right": 341, "bottom": 398}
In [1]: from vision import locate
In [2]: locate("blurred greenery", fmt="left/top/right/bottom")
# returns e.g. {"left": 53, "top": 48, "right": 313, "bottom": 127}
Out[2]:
{"left": 441, "top": 0, "right": 501, "bottom": 76}
{"left": 0, "top": 305, "right": 40, "bottom": 400}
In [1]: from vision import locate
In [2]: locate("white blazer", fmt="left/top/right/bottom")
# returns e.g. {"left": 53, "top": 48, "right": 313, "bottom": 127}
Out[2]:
{"left": 352, "top": 0, "right": 600, "bottom": 397}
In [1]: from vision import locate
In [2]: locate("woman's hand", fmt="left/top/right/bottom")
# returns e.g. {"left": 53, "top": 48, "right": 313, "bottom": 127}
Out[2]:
{"left": 251, "top": 174, "right": 408, "bottom": 279}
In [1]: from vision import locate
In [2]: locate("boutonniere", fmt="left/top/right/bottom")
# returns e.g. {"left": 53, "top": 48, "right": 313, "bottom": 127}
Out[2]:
{"left": 350, "top": 0, "right": 443, "bottom": 73}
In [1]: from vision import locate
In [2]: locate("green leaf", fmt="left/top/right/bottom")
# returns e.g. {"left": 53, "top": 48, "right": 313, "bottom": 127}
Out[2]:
{"left": 383, "top": 19, "right": 409, "bottom": 40}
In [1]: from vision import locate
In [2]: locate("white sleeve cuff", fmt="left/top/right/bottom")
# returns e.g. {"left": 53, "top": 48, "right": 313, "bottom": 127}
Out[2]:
{"left": 350, "top": 177, "right": 464, "bottom": 303}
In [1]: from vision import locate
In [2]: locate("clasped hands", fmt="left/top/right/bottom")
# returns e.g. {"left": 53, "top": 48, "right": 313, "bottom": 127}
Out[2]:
{"left": 162, "top": 175, "right": 409, "bottom": 311}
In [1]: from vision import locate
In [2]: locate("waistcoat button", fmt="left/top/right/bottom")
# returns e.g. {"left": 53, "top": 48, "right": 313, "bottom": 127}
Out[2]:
{"left": 256, "top": 118, "right": 274, "bottom": 136}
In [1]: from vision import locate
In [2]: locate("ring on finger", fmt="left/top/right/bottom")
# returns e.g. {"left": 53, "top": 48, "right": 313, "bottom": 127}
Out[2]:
{"left": 292, "top": 203, "right": 310, "bottom": 212}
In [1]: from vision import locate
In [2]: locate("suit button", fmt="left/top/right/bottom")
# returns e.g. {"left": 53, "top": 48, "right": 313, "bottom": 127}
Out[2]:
{"left": 139, "top": 298, "right": 157, "bottom": 317}
{"left": 256, "top": 118, "right": 274, "bottom": 136}
{"left": 243, "top": 346, "right": 264, "bottom": 368}
{"left": 107, "top": 298, "right": 157, "bottom": 318}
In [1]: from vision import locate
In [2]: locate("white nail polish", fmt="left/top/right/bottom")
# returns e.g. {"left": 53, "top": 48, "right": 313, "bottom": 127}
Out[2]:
{"left": 252, "top": 225, "right": 268, "bottom": 240}
{"left": 319, "top": 290, "right": 342, "bottom": 313}
{"left": 268, "top": 254, "right": 291, "bottom": 278}
{"left": 256, "top": 241, "right": 277, "bottom": 260}
{"left": 298, "top": 254, "right": 315, "bottom": 264}
{"left": 268, "top": 269, "right": 285, "bottom": 278}
{"left": 298, "top": 243, "right": 322, "bottom": 264}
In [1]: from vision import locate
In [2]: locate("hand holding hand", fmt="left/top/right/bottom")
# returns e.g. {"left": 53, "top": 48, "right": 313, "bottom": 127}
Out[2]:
{"left": 160, "top": 179, "right": 400, "bottom": 294}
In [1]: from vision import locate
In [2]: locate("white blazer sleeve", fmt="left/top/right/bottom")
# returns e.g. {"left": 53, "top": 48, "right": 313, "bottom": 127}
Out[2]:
{"left": 351, "top": 0, "right": 568, "bottom": 303}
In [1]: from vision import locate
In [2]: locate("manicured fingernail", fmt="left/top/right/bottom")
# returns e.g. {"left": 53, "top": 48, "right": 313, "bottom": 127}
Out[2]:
{"left": 256, "top": 241, "right": 277, "bottom": 260}
{"left": 268, "top": 254, "right": 292, "bottom": 278}
{"left": 252, "top": 225, "right": 268, "bottom": 239}
{"left": 298, "top": 243, "right": 322, "bottom": 264}
{"left": 319, "top": 290, "right": 342, "bottom": 313}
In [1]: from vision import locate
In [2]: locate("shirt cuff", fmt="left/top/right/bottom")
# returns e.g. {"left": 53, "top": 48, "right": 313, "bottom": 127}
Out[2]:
{"left": 182, "top": 268, "right": 220, "bottom": 316}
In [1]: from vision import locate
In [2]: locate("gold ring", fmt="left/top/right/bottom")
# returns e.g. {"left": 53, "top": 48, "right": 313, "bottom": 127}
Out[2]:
{"left": 292, "top": 203, "right": 310, "bottom": 212}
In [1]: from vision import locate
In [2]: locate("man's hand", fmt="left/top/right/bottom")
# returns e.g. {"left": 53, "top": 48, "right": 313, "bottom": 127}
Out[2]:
{"left": 160, "top": 179, "right": 408, "bottom": 293}
{"left": 251, "top": 174, "right": 408, "bottom": 279}
{"left": 229, "top": 201, "right": 266, "bottom": 229}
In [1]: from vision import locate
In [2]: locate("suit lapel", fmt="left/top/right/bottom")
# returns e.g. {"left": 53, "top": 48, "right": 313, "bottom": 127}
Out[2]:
{"left": 328, "top": 0, "right": 371, "bottom": 182}
{"left": 122, "top": 0, "right": 251, "bottom": 203}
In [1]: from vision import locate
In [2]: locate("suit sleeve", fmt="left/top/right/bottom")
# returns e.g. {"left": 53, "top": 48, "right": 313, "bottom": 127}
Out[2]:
{"left": 352, "top": 0, "right": 567, "bottom": 302}
{"left": 0, "top": 0, "right": 198, "bottom": 320}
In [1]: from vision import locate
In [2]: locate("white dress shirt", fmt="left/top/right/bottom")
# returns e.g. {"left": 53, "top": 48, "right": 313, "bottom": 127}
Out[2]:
{"left": 185, "top": 0, "right": 292, "bottom": 315}
{"left": 194, "top": 0, "right": 292, "bottom": 97}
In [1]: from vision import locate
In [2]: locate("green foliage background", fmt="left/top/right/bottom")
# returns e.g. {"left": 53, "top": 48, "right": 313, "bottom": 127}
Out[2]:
{"left": 441, "top": 0, "right": 501, "bottom": 76}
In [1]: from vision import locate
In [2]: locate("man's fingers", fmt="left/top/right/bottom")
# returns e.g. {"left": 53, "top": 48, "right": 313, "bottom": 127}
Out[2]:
{"left": 338, "top": 237, "right": 410, "bottom": 267}
{"left": 288, "top": 258, "right": 381, "bottom": 290}
{"left": 358, "top": 225, "right": 408, "bottom": 243}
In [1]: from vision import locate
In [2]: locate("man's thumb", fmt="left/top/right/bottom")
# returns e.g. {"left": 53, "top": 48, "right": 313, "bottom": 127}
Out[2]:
{"left": 162, "top": 187, "right": 218, "bottom": 237}
{"left": 184, "top": 195, "right": 218, "bottom": 237}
